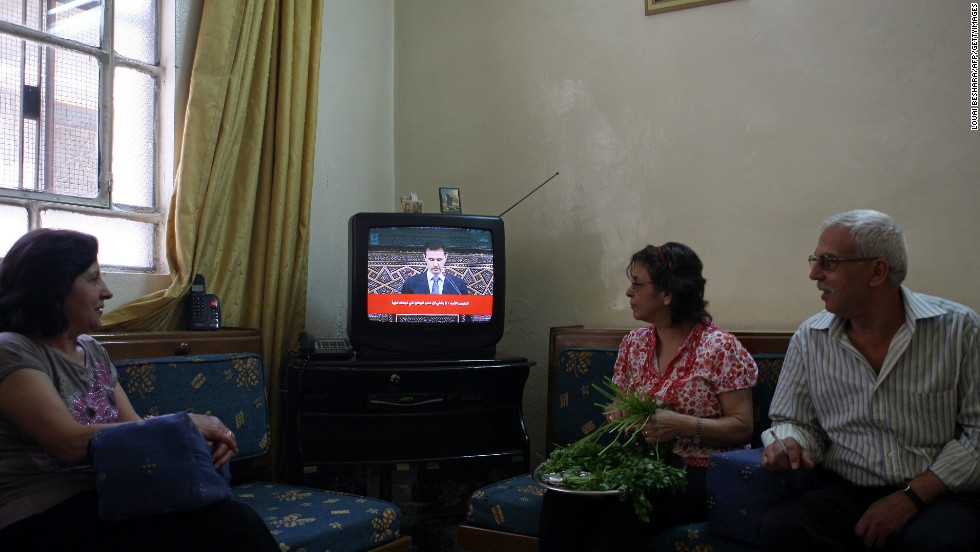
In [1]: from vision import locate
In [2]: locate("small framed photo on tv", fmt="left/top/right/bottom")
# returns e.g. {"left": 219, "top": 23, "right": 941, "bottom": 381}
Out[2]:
{"left": 439, "top": 187, "right": 462, "bottom": 214}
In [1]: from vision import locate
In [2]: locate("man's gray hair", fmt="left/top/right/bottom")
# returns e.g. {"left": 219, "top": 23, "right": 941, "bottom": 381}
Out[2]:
{"left": 821, "top": 209, "right": 908, "bottom": 285}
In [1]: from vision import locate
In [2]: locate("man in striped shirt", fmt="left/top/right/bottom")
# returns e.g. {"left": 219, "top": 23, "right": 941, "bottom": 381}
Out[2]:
{"left": 757, "top": 210, "right": 979, "bottom": 551}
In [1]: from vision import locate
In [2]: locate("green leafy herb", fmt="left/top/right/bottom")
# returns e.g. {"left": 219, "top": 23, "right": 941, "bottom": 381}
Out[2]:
{"left": 539, "top": 377, "right": 687, "bottom": 522}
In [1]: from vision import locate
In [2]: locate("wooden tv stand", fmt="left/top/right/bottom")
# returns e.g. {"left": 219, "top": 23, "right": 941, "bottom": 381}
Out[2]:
{"left": 282, "top": 355, "right": 532, "bottom": 527}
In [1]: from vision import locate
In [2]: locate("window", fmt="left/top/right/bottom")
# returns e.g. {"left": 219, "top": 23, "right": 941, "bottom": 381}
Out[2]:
{"left": 0, "top": 0, "right": 173, "bottom": 272}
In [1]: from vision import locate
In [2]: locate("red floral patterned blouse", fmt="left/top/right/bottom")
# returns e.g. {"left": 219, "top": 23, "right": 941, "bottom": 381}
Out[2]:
{"left": 611, "top": 322, "right": 757, "bottom": 467}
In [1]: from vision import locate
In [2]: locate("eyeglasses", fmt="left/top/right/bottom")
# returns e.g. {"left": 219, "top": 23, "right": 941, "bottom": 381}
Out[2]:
{"left": 629, "top": 280, "right": 656, "bottom": 291}
{"left": 807, "top": 254, "right": 877, "bottom": 271}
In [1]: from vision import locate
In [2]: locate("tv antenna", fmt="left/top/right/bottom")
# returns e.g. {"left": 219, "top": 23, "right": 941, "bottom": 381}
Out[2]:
{"left": 499, "top": 171, "right": 560, "bottom": 217}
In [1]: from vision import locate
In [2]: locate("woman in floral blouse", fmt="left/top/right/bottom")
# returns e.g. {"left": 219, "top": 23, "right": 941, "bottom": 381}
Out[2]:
{"left": 540, "top": 242, "right": 758, "bottom": 551}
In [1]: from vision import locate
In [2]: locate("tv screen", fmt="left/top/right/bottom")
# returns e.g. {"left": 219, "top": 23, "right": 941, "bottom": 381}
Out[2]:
{"left": 348, "top": 212, "right": 505, "bottom": 359}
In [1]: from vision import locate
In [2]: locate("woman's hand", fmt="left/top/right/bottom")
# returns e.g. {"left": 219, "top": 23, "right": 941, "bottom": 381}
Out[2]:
{"left": 188, "top": 413, "right": 238, "bottom": 468}
{"left": 603, "top": 400, "right": 626, "bottom": 423}
{"left": 638, "top": 409, "right": 687, "bottom": 443}
{"left": 639, "top": 388, "right": 754, "bottom": 445}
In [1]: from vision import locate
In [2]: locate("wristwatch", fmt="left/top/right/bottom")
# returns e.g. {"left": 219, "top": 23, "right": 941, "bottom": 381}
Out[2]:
{"left": 901, "top": 484, "right": 926, "bottom": 510}
{"left": 692, "top": 416, "right": 703, "bottom": 445}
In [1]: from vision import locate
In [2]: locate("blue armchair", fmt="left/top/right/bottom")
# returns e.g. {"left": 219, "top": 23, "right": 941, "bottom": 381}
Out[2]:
{"left": 458, "top": 326, "right": 801, "bottom": 552}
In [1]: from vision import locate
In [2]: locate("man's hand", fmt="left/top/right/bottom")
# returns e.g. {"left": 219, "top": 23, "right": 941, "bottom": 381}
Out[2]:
{"left": 760, "top": 436, "right": 815, "bottom": 471}
{"left": 854, "top": 492, "right": 917, "bottom": 549}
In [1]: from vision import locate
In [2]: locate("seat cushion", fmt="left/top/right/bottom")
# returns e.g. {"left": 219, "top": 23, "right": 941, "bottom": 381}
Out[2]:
{"left": 233, "top": 482, "right": 403, "bottom": 551}
{"left": 706, "top": 448, "right": 817, "bottom": 546}
{"left": 465, "top": 473, "right": 546, "bottom": 537}
{"left": 646, "top": 521, "right": 758, "bottom": 552}
{"left": 116, "top": 353, "right": 407, "bottom": 550}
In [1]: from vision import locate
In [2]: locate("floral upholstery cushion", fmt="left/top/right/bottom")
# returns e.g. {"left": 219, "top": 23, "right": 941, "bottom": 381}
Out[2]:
{"left": 465, "top": 473, "right": 545, "bottom": 536}
{"left": 749, "top": 354, "right": 784, "bottom": 447}
{"left": 90, "top": 411, "right": 232, "bottom": 520}
{"left": 114, "top": 352, "right": 404, "bottom": 552}
{"left": 706, "top": 448, "right": 818, "bottom": 546}
{"left": 551, "top": 348, "right": 619, "bottom": 447}
{"left": 647, "top": 521, "right": 758, "bottom": 552}
{"left": 233, "top": 482, "right": 402, "bottom": 551}
{"left": 115, "top": 353, "right": 269, "bottom": 460}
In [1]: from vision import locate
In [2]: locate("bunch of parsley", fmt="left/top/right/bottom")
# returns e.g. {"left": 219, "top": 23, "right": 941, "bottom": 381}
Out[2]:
{"left": 539, "top": 377, "right": 687, "bottom": 523}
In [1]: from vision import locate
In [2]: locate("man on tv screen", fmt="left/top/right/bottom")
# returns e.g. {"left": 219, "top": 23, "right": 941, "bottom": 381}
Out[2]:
{"left": 400, "top": 242, "right": 470, "bottom": 295}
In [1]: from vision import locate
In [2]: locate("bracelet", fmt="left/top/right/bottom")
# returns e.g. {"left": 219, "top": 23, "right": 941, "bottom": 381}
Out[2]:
{"left": 901, "top": 485, "right": 926, "bottom": 510}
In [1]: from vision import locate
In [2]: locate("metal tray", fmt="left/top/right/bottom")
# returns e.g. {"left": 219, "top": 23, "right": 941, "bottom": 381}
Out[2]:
{"left": 532, "top": 464, "right": 625, "bottom": 497}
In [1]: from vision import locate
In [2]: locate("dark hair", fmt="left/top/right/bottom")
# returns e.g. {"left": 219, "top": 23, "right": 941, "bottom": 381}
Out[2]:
{"left": 0, "top": 229, "right": 99, "bottom": 337}
{"left": 627, "top": 242, "right": 711, "bottom": 326}
{"left": 424, "top": 242, "right": 448, "bottom": 254}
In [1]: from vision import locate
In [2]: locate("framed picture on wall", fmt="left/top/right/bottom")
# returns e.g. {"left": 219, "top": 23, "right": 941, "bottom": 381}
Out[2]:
{"left": 439, "top": 188, "right": 462, "bottom": 214}
{"left": 645, "top": 0, "right": 735, "bottom": 16}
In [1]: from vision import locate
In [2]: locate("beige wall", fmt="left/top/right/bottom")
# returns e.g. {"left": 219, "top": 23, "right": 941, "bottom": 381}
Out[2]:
{"left": 388, "top": 0, "right": 980, "bottom": 459}
{"left": 306, "top": 0, "right": 395, "bottom": 337}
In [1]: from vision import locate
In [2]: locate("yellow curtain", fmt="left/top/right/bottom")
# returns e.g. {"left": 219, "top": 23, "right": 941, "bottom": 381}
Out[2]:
{"left": 102, "top": 0, "right": 323, "bottom": 477}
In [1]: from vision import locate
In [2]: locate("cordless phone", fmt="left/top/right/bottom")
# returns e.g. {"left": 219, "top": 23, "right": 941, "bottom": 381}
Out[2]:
{"left": 186, "top": 274, "right": 221, "bottom": 331}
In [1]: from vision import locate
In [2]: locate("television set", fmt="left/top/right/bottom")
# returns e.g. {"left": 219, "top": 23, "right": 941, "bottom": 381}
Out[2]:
{"left": 347, "top": 212, "right": 506, "bottom": 359}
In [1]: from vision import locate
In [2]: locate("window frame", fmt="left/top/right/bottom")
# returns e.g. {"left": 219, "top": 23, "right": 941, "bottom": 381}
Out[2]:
{"left": 0, "top": 0, "right": 175, "bottom": 274}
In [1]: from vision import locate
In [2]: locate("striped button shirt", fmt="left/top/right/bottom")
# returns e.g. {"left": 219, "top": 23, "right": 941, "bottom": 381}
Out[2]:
{"left": 765, "top": 287, "right": 980, "bottom": 491}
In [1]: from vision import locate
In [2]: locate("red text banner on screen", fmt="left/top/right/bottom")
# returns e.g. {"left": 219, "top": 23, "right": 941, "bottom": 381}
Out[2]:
{"left": 368, "top": 294, "right": 493, "bottom": 316}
